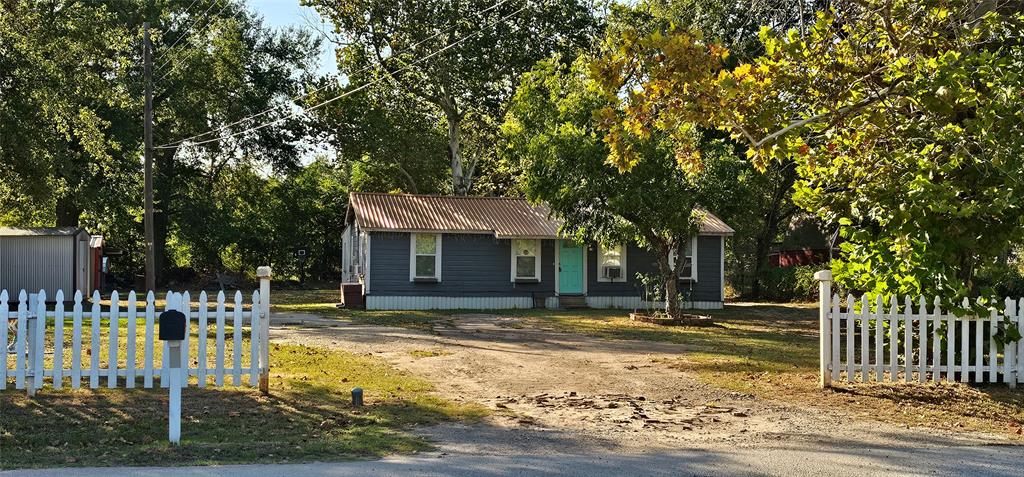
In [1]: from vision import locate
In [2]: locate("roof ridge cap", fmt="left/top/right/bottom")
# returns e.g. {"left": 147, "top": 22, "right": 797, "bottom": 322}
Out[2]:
{"left": 351, "top": 192, "right": 529, "bottom": 201}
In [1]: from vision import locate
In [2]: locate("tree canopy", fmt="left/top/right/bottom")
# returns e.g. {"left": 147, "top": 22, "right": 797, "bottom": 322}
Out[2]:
{"left": 591, "top": 0, "right": 1024, "bottom": 306}
{"left": 503, "top": 56, "right": 738, "bottom": 315}
{"left": 306, "top": 0, "right": 599, "bottom": 195}
{"left": 0, "top": 0, "right": 327, "bottom": 282}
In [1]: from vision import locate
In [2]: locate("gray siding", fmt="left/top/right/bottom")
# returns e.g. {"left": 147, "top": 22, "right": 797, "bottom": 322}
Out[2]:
{"left": 586, "top": 235, "right": 723, "bottom": 302}
{"left": 691, "top": 235, "right": 723, "bottom": 302}
{"left": 367, "top": 232, "right": 723, "bottom": 303}
{"left": 368, "top": 232, "right": 556, "bottom": 297}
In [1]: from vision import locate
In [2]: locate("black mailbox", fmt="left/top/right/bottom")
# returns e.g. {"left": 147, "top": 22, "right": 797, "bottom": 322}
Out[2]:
{"left": 159, "top": 310, "right": 187, "bottom": 341}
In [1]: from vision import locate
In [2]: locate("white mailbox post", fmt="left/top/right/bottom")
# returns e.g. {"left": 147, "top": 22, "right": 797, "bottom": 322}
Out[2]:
{"left": 159, "top": 307, "right": 187, "bottom": 444}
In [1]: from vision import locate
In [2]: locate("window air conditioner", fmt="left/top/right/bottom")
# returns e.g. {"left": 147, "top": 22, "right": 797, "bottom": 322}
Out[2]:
{"left": 603, "top": 266, "right": 621, "bottom": 279}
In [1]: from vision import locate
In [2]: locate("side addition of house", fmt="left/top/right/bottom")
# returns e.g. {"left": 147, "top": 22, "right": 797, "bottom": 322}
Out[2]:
{"left": 342, "top": 193, "right": 734, "bottom": 310}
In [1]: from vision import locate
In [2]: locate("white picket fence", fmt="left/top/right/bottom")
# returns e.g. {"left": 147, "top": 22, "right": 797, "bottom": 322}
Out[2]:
{"left": 2, "top": 273, "right": 271, "bottom": 395}
{"left": 816, "top": 271, "right": 1022, "bottom": 388}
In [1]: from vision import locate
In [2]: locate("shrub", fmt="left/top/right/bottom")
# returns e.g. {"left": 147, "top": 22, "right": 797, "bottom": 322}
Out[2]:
{"left": 759, "top": 265, "right": 819, "bottom": 302}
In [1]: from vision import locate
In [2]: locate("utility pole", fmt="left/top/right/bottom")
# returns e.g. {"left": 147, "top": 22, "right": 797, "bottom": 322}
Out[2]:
{"left": 143, "top": 22, "right": 156, "bottom": 292}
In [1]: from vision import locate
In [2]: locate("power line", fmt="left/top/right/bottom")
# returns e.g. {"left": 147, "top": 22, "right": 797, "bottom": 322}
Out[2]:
{"left": 157, "top": 0, "right": 221, "bottom": 68}
{"left": 157, "top": 0, "right": 514, "bottom": 148}
{"left": 157, "top": 0, "right": 237, "bottom": 76}
{"left": 155, "top": 2, "right": 529, "bottom": 150}
{"left": 157, "top": 0, "right": 225, "bottom": 67}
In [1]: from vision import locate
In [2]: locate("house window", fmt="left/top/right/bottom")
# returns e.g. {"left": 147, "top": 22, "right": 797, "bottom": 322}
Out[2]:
{"left": 511, "top": 239, "right": 541, "bottom": 281}
{"left": 597, "top": 243, "right": 626, "bottom": 282}
{"left": 410, "top": 233, "right": 441, "bottom": 281}
{"left": 670, "top": 237, "right": 698, "bottom": 281}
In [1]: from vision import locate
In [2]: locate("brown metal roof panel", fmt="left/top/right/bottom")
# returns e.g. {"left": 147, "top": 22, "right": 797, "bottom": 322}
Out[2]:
{"left": 350, "top": 193, "right": 561, "bottom": 237}
{"left": 697, "top": 209, "right": 736, "bottom": 235}
{"left": 350, "top": 193, "right": 732, "bottom": 237}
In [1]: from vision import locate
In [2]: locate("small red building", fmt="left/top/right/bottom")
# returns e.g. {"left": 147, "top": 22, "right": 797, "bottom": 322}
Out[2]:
{"left": 768, "top": 216, "right": 835, "bottom": 268}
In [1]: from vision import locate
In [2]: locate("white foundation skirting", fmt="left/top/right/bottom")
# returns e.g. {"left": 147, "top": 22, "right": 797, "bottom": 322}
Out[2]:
{"left": 365, "top": 295, "right": 724, "bottom": 311}
{"left": 365, "top": 295, "right": 534, "bottom": 310}
{"left": 584, "top": 296, "right": 723, "bottom": 310}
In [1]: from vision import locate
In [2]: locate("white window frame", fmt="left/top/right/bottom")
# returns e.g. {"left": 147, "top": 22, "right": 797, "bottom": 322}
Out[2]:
{"left": 669, "top": 236, "right": 698, "bottom": 281}
{"left": 361, "top": 230, "right": 370, "bottom": 290}
{"left": 409, "top": 233, "right": 442, "bottom": 282}
{"left": 596, "top": 243, "right": 627, "bottom": 283}
{"left": 510, "top": 239, "right": 542, "bottom": 281}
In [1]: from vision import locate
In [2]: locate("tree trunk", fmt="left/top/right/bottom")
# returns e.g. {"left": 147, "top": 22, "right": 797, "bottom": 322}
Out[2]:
{"left": 751, "top": 163, "right": 798, "bottom": 299}
{"left": 957, "top": 250, "right": 977, "bottom": 297}
{"left": 446, "top": 110, "right": 467, "bottom": 195}
{"left": 750, "top": 232, "right": 771, "bottom": 299}
{"left": 55, "top": 195, "right": 81, "bottom": 227}
{"left": 657, "top": 242, "right": 680, "bottom": 317}
{"left": 440, "top": 92, "right": 470, "bottom": 196}
{"left": 665, "top": 270, "right": 679, "bottom": 316}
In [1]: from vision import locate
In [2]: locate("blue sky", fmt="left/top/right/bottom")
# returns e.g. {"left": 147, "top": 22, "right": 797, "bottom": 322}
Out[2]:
{"left": 246, "top": 0, "right": 338, "bottom": 76}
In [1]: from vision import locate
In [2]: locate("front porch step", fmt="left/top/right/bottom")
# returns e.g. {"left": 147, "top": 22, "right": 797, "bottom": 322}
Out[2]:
{"left": 559, "top": 295, "right": 588, "bottom": 309}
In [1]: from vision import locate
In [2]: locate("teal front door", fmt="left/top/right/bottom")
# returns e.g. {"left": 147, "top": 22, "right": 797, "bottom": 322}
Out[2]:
{"left": 558, "top": 240, "right": 584, "bottom": 294}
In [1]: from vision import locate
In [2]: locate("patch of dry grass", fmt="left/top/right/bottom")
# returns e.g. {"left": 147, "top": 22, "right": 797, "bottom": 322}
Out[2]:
{"left": 408, "top": 349, "right": 453, "bottom": 359}
{"left": 508, "top": 302, "right": 1024, "bottom": 439}
{"left": 272, "top": 288, "right": 452, "bottom": 332}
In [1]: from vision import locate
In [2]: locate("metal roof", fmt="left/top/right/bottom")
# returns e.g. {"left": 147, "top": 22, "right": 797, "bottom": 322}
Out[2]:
{"left": 349, "top": 193, "right": 735, "bottom": 237}
{"left": 350, "top": 193, "right": 561, "bottom": 238}
{"left": 695, "top": 208, "right": 736, "bottom": 235}
{"left": 0, "top": 227, "right": 85, "bottom": 237}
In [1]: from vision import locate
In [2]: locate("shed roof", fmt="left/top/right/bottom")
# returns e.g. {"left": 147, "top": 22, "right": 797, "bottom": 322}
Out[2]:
{"left": 0, "top": 227, "right": 85, "bottom": 237}
{"left": 348, "top": 193, "right": 734, "bottom": 238}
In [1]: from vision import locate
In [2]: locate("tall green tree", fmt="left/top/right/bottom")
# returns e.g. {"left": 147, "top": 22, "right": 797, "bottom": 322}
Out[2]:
{"left": 306, "top": 0, "right": 599, "bottom": 195}
{"left": 503, "top": 57, "right": 735, "bottom": 315}
{"left": 171, "top": 159, "right": 348, "bottom": 281}
{"left": 0, "top": 0, "right": 139, "bottom": 226}
{"left": 599, "top": 0, "right": 818, "bottom": 298}
{"left": 305, "top": 79, "right": 449, "bottom": 194}
{"left": 1, "top": 1, "right": 323, "bottom": 283}
{"left": 151, "top": 0, "right": 320, "bottom": 282}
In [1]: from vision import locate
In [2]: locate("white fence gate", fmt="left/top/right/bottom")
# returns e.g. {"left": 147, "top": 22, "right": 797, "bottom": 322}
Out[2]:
{"left": 816, "top": 271, "right": 1023, "bottom": 388}
{"left": 2, "top": 268, "right": 271, "bottom": 395}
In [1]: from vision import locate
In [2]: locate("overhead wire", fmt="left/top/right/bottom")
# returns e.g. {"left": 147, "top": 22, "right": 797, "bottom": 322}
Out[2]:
{"left": 155, "top": 2, "right": 529, "bottom": 149}
{"left": 157, "top": 0, "right": 240, "bottom": 80}
{"left": 155, "top": 0, "right": 514, "bottom": 148}
{"left": 157, "top": 0, "right": 221, "bottom": 69}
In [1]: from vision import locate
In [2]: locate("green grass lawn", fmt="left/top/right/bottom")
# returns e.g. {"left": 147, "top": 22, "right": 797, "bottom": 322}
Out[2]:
{"left": 0, "top": 342, "right": 485, "bottom": 469}
{"left": 272, "top": 288, "right": 452, "bottom": 332}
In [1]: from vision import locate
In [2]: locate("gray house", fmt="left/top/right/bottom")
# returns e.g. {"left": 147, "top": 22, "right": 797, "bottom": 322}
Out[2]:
{"left": 342, "top": 193, "right": 734, "bottom": 310}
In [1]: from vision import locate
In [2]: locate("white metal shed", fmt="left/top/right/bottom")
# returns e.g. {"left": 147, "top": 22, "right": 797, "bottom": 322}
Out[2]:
{"left": 0, "top": 227, "right": 102, "bottom": 297}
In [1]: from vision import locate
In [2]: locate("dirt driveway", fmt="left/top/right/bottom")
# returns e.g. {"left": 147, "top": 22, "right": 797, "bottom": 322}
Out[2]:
{"left": 270, "top": 311, "right": 1005, "bottom": 452}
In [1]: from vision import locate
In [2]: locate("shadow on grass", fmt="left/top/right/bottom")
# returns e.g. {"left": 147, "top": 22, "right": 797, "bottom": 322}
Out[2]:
{"left": 1, "top": 344, "right": 485, "bottom": 469}
{"left": 493, "top": 303, "right": 820, "bottom": 369}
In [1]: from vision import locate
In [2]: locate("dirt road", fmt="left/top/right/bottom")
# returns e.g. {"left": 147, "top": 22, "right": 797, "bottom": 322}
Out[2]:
{"left": 270, "top": 311, "right": 1006, "bottom": 451}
